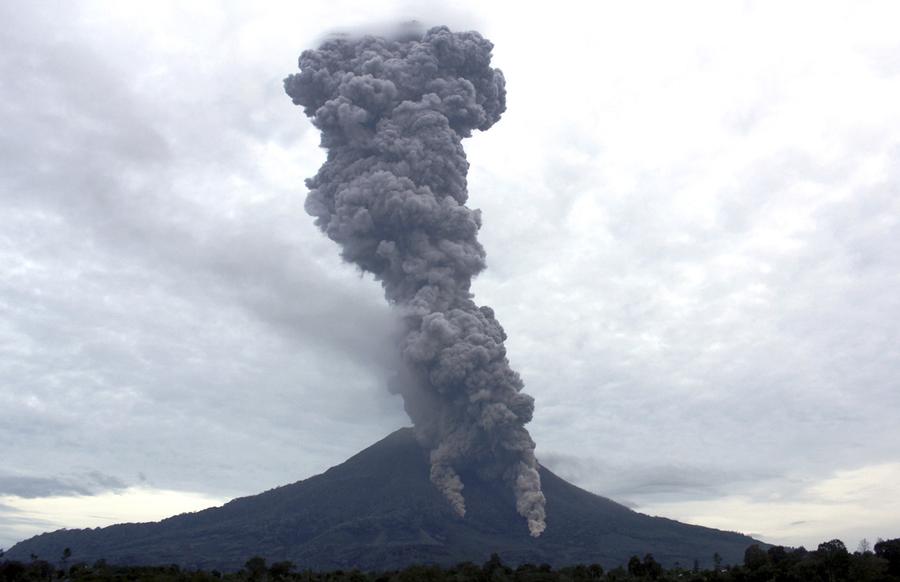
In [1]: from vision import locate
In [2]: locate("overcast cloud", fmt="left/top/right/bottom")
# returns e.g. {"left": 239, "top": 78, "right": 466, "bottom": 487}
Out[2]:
{"left": 1, "top": 0, "right": 899, "bottom": 551}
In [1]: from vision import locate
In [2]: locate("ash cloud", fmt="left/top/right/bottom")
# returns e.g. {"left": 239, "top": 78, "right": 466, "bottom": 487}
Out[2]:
{"left": 284, "top": 26, "right": 546, "bottom": 536}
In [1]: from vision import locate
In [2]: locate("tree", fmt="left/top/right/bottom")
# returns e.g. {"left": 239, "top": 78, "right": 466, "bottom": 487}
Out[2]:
{"left": 857, "top": 538, "right": 871, "bottom": 554}
{"left": 0, "top": 560, "right": 26, "bottom": 582}
{"left": 744, "top": 544, "right": 769, "bottom": 571}
{"left": 874, "top": 538, "right": 900, "bottom": 577}
{"left": 850, "top": 550, "right": 888, "bottom": 582}
{"left": 642, "top": 554, "right": 663, "bottom": 580}
{"left": 568, "top": 564, "right": 589, "bottom": 582}
{"left": 817, "top": 539, "right": 850, "bottom": 582}
{"left": 245, "top": 556, "right": 267, "bottom": 582}
{"left": 61, "top": 548, "right": 71, "bottom": 570}
{"left": 767, "top": 545, "right": 787, "bottom": 565}
{"left": 482, "top": 552, "right": 505, "bottom": 578}
{"left": 268, "top": 561, "right": 294, "bottom": 580}
{"left": 627, "top": 555, "right": 644, "bottom": 577}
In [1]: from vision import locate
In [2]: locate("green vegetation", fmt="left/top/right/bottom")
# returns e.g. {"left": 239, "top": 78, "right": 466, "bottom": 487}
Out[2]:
{"left": 2, "top": 538, "right": 898, "bottom": 582}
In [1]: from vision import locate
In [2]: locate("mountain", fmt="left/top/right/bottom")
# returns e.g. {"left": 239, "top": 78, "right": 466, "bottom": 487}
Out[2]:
{"left": 6, "top": 428, "right": 760, "bottom": 571}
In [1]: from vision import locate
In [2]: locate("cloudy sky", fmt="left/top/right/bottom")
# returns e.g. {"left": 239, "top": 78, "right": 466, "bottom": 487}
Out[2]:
{"left": 2, "top": 0, "right": 899, "bottom": 553}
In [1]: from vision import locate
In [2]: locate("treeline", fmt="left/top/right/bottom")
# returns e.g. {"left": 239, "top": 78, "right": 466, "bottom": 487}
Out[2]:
{"left": 2, "top": 538, "right": 899, "bottom": 582}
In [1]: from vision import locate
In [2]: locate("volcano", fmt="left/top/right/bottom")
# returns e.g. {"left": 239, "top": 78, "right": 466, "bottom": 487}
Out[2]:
{"left": 5, "top": 428, "right": 758, "bottom": 571}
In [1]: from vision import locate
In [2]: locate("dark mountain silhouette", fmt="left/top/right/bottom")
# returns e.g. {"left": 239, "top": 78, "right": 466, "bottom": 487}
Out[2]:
{"left": 6, "top": 428, "right": 759, "bottom": 571}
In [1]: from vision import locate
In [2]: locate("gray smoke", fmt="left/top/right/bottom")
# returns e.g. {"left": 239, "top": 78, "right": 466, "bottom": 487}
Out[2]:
{"left": 284, "top": 25, "right": 546, "bottom": 536}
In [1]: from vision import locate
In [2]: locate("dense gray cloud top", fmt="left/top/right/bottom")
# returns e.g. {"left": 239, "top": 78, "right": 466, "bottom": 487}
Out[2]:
{"left": 284, "top": 27, "right": 545, "bottom": 536}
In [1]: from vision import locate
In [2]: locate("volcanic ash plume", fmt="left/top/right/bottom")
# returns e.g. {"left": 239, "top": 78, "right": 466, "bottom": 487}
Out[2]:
{"left": 285, "top": 26, "right": 546, "bottom": 536}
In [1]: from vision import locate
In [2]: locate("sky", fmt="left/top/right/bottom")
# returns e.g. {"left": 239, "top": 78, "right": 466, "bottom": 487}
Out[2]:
{"left": 1, "top": 0, "right": 899, "bottom": 553}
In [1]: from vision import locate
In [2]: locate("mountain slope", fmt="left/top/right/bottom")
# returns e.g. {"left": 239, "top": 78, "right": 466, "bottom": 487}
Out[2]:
{"left": 6, "top": 428, "right": 758, "bottom": 570}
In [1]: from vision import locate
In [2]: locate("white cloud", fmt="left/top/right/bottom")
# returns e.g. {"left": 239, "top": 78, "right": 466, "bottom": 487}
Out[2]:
{"left": 0, "top": 488, "right": 227, "bottom": 550}
{"left": 638, "top": 463, "right": 900, "bottom": 548}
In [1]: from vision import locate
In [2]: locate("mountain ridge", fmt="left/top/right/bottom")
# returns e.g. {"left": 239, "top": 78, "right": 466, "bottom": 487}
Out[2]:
{"left": 6, "top": 428, "right": 760, "bottom": 570}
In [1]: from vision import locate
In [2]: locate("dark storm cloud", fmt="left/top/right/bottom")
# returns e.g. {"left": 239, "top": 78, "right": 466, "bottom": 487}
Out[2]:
{"left": 0, "top": 472, "right": 127, "bottom": 499}
{"left": 0, "top": 2, "right": 402, "bottom": 363}
{"left": 0, "top": 2, "right": 397, "bottom": 368}
{"left": 284, "top": 27, "right": 546, "bottom": 535}
{"left": 0, "top": 1, "right": 407, "bottom": 513}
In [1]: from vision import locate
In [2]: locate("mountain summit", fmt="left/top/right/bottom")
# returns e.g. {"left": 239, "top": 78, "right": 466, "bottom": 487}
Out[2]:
{"left": 6, "top": 428, "right": 758, "bottom": 570}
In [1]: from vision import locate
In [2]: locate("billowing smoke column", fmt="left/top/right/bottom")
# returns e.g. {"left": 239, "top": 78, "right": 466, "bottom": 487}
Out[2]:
{"left": 284, "top": 26, "right": 546, "bottom": 536}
